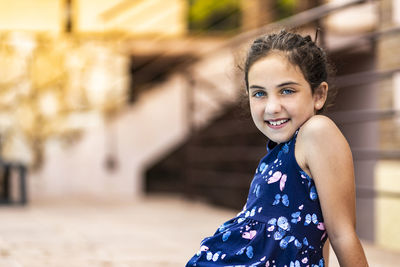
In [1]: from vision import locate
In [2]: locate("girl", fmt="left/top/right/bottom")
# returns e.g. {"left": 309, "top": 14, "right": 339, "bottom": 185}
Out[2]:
{"left": 186, "top": 30, "right": 369, "bottom": 267}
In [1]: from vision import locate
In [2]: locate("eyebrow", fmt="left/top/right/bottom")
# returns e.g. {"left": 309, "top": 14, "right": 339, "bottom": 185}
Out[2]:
{"left": 277, "top": 81, "right": 300, "bottom": 87}
{"left": 249, "top": 81, "right": 300, "bottom": 90}
{"left": 249, "top": 85, "right": 265, "bottom": 90}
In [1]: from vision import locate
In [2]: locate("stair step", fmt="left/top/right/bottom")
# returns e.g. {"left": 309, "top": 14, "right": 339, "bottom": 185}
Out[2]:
{"left": 186, "top": 169, "right": 253, "bottom": 188}
{"left": 186, "top": 146, "right": 265, "bottom": 162}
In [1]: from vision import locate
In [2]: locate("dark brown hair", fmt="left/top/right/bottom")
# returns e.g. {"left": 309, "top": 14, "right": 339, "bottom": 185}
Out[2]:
{"left": 244, "top": 29, "right": 336, "bottom": 113}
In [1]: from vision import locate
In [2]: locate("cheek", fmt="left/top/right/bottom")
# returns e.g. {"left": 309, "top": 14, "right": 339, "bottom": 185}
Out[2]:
{"left": 293, "top": 103, "right": 315, "bottom": 119}
{"left": 249, "top": 101, "right": 263, "bottom": 117}
{"left": 287, "top": 98, "right": 313, "bottom": 112}
{"left": 249, "top": 106, "right": 257, "bottom": 122}
{"left": 249, "top": 103, "right": 262, "bottom": 125}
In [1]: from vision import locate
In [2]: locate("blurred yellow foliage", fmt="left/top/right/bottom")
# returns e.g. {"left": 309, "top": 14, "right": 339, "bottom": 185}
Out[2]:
{"left": 0, "top": 32, "right": 130, "bottom": 168}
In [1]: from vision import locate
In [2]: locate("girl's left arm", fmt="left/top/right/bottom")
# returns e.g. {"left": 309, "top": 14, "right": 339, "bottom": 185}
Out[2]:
{"left": 300, "top": 115, "right": 368, "bottom": 267}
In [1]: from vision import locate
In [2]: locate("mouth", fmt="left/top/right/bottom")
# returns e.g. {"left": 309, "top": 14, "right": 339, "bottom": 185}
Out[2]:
{"left": 265, "top": 119, "right": 289, "bottom": 128}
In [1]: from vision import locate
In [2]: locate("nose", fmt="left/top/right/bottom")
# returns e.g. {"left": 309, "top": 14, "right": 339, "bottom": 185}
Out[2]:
{"left": 265, "top": 96, "right": 282, "bottom": 114}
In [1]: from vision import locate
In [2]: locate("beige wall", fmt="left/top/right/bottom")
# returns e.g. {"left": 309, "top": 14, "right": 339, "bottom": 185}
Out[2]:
{"left": 75, "top": 0, "right": 187, "bottom": 36}
{"left": 30, "top": 74, "right": 189, "bottom": 200}
{"left": 0, "top": 0, "right": 187, "bottom": 36}
{"left": 375, "top": 0, "right": 400, "bottom": 251}
{"left": 0, "top": 0, "right": 62, "bottom": 32}
{"left": 375, "top": 161, "right": 400, "bottom": 250}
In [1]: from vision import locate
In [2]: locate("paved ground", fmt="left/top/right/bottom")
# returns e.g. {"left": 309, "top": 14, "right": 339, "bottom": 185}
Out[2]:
{"left": 0, "top": 195, "right": 399, "bottom": 267}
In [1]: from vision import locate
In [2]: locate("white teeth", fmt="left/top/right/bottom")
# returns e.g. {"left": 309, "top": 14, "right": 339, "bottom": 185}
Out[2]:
{"left": 268, "top": 119, "right": 288, "bottom": 126}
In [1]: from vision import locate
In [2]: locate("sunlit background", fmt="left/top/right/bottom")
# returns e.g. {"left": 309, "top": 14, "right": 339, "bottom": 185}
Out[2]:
{"left": 0, "top": 0, "right": 399, "bottom": 266}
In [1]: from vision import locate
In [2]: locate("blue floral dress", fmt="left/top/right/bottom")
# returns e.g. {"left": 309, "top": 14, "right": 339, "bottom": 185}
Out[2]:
{"left": 186, "top": 131, "right": 327, "bottom": 267}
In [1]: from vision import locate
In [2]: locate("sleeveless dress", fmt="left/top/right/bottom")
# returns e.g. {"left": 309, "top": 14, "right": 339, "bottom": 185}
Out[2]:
{"left": 186, "top": 130, "right": 327, "bottom": 267}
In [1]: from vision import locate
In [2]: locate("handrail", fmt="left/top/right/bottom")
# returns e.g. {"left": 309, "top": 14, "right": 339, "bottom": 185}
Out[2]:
{"left": 330, "top": 109, "right": 400, "bottom": 124}
{"left": 357, "top": 185, "right": 400, "bottom": 199}
{"left": 329, "top": 26, "right": 400, "bottom": 52}
{"left": 204, "top": 0, "right": 367, "bottom": 53}
{"left": 335, "top": 67, "right": 400, "bottom": 88}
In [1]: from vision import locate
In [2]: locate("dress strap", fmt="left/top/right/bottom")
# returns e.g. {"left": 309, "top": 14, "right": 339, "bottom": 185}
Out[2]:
{"left": 266, "top": 129, "right": 300, "bottom": 152}
{"left": 266, "top": 140, "right": 278, "bottom": 152}
{"left": 293, "top": 129, "right": 300, "bottom": 141}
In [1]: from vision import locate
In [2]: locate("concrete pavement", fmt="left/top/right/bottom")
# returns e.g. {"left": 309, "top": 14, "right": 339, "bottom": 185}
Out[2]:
{"left": 0, "top": 195, "right": 398, "bottom": 266}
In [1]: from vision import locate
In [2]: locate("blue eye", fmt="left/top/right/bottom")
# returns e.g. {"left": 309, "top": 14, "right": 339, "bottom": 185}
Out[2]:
{"left": 253, "top": 91, "right": 266, "bottom": 98}
{"left": 281, "top": 88, "right": 294, "bottom": 95}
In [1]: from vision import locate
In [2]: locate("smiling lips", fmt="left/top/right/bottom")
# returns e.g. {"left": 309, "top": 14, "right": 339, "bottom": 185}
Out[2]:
{"left": 266, "top": 119, "right": 289, "bottom": 129}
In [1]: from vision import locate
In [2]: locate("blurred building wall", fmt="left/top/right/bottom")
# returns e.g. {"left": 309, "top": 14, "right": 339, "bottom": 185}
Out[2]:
{"left": 320, "top": 0, "right": 400, "bottom": 252}
{"left": 75, "top": 0, "right": 187, "bottom": 36}
{"left": 29, "top": 74, "right": 189, "bottom": 200}
{"left": 0, "top": 0, "right": 187, "bottom": 35}
{"left": 375, "top": 0, "right": 400, "bottom": 251}
{"left": 0, "top": 0, "right": 190, "bottom": 200}
{"left": 0, "top": 0, "right": 62, "bottom": 32}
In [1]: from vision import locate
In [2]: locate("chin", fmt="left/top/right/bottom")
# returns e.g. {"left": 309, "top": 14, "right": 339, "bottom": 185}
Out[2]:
{"left": 265, "top": 133, "right": 293, "bottom": 144}
{"left": 269, "top": 138, "right": 288, "bottom": 144}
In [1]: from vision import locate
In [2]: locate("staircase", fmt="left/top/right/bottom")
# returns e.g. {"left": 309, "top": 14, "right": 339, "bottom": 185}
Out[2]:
{"left": 146, "top": 103, "right": 268, "bottom": 209}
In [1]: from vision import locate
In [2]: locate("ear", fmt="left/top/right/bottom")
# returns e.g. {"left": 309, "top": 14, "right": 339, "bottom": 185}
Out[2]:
{"left": 313, "top": 82, "right": 328, "bottom": 111}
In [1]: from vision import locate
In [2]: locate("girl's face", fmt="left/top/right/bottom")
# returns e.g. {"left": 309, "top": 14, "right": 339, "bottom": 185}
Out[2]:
{"left": 248, "top": 52, "right": 326, "bottom": 144}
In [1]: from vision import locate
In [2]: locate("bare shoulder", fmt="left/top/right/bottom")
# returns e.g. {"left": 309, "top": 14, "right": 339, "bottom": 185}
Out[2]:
{"left": 299, "top": 115, "right": 339, "bottom": 138}
{"left": 296, "top": 115, "right": 352, "bottom": 172}
{"left": 298, "top": 115, "right": 347, "bottom": 145}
